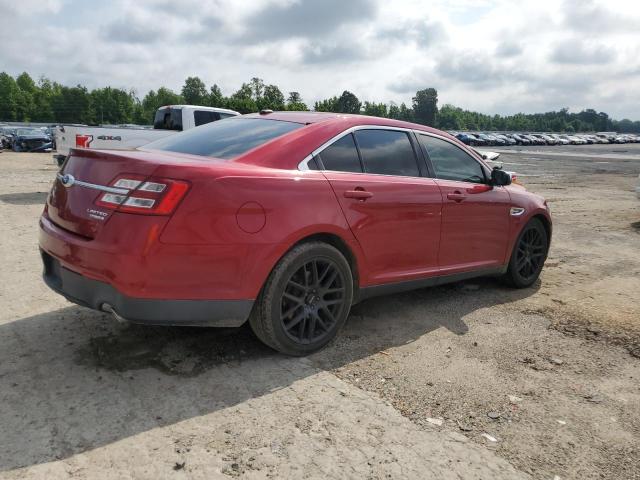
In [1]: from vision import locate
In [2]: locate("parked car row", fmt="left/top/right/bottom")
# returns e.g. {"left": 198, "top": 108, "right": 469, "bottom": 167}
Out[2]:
{"left": 453, "top": 131, "right": 640, "bottom": 147}
{"left": 0, "top": 125, "right": 54, "bottom": 152}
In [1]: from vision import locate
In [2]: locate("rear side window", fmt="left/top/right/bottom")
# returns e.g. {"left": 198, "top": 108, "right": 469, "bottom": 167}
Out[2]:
{"left": 317, "top": 134, "right": 362, "bottom": 173}
{"left": 153, "top": 108, "right": 183, "bottom": 131}
{"left": 145, "top": 118, "right": 303, "bottom": 160}
{"left": 418, "top": 134, "right": 485, "bottom": 184}
{"left": 193, "top": 110, "right": 220, "bottom": 126}
{"left": 354, "top": 129, "right": 420, "bottom": 177}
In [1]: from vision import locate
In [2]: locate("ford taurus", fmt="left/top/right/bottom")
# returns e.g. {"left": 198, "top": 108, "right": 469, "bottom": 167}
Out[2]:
{"left": 39, "top": 112, "right": 552, "bottom": 355}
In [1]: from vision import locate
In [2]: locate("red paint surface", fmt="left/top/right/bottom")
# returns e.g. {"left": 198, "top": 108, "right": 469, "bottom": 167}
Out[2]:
{"left": 40, "top": 113, "right": 551, "bottom": 302}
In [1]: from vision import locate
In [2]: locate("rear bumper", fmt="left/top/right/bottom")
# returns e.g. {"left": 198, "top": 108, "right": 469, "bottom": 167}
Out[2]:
{"left": 42, "top": 250, "right": 253, "bottom": 327}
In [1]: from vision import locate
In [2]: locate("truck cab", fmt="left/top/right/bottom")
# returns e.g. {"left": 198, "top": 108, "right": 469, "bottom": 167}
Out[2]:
{"left": 153, "top": 105, "right": 239, "bottom": 131}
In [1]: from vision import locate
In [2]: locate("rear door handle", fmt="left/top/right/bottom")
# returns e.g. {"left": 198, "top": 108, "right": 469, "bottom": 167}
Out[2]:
{"left": 344, "top": 189, "right": 373, "bottom": 200}
{"left": 447, "top": 192, "right": 466, "bottom": 202}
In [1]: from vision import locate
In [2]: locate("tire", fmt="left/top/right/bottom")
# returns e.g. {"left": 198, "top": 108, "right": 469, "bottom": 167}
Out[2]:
{"left": 249, "top": 242, "right": 354, "bottom": 356}
{"left": 503, "top": 218, "right": 548, "bottom": 288}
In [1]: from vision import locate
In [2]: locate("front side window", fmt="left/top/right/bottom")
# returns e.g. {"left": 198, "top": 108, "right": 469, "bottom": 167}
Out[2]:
{"left": 418, "top": 134, "right": 486, "bottom": 184}
{"left": 354, "top": 129, "right": 420, "bottom": 177}
{"left": 317, "top": 133, "right": 362, "bottom": 173}
{"left": 145, "top": 118, "right": 303, "bottom": 160}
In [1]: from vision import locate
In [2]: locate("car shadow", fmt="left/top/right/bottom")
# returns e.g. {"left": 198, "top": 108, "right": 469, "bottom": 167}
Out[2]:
{"left": 0, "top": 191, "right": 48, "bottom": 205}
{"left": 0, "top": 277, "right": 537, "bottom": 472}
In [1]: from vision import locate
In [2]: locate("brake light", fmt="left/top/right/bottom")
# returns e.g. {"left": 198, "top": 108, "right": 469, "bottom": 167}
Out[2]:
{"left": 95, "top": 176, "right": 190, "bottom": 215}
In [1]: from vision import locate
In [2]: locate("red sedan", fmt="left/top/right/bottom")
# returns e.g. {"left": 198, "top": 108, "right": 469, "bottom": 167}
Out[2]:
{"left": 39, "top": 112, "right": 551, "bottom": 355}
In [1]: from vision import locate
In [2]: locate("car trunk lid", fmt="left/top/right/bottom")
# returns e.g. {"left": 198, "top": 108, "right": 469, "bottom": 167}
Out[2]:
{"left": 47, "top": 149, "right": 199, "bottom": 239}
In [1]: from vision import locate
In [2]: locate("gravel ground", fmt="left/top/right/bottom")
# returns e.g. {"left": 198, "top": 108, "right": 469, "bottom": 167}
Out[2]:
{"left": 0, "top": 145, "right": 638, "bottom": 479}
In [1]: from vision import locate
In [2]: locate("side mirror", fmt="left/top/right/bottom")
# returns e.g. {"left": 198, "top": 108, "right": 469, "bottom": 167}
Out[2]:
{"left": 491, "top": 167, "right": 512, "bottom": 186}
{"left": 482, "top": 151, "right": 501, "bottom": 161}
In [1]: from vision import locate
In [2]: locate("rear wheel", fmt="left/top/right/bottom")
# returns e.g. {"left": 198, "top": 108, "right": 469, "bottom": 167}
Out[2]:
{"left": 249, "top": 242, "right": 353, "bottom": 356}
{"left": 504, "top": 218, "right": 548, "bottom": 288}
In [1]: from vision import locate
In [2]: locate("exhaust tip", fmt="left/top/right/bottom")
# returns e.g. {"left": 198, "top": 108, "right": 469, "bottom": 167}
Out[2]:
{"left": 101, "top": 303, "right": 129, "bottom": 324}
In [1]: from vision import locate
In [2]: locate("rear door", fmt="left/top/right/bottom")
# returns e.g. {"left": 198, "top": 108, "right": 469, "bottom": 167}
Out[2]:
{"left": 318, "top": 128, "right": 442, "bottom": 286}
{"left": 416, "top": 133, "right": 510, "bottom": 272}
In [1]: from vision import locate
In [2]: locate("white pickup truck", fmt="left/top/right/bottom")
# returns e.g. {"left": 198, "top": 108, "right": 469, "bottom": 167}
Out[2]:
{"left": 54, "top": 105, "right": 239, "bottom": 165}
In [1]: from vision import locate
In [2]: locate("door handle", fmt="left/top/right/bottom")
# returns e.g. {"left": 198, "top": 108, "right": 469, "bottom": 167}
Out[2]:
{"left": 344, "top": 189, "right": 373, "bottom": 201}
{"left": 447, "top": 191, "right": 466, "bottom": 202}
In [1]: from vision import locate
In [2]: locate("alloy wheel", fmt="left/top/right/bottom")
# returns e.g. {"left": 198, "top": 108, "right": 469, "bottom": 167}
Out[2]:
{"left": 515, "top": 227, "right": 546, "bottom": 281}
{"left": 280, "top": 258, "right": 347, "bottom": 344}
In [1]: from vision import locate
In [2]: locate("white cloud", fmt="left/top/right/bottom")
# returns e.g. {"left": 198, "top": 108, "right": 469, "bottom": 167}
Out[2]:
{"left": 1, "top": 0, "right": 639, "bottom": 119}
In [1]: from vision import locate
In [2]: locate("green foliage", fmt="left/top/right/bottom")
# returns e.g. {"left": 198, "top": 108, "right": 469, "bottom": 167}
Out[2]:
{"left": 336, "top": 91, "right": 361, "bottom": 114}
{"left": 0, "top": 71, "right": 637, "bottom": 132}
{"left": 412, "top": 88, "right": 438, "bottom": 126}
{"left": 362, "top": 101, "right": 388, "bottom": 117}
{"left": 208, "top": 84, "right": 225, "bottom": 108}
{"left": 286, "top": 92, "right": 308, "bottom": 111}
{"left": 181, "top": 76, "right": 208, "bottom": 105}
{"left": 260, "top": 84, "right": 285, "bottom": 111}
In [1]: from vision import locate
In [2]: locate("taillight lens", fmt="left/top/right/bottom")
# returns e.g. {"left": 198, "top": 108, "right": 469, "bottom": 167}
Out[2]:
{"left": 95, "top": 176, "right": 189, "bottom": 215}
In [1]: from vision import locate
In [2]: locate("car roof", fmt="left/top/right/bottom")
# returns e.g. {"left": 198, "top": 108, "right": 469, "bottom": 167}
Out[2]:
{"left": 241, "top": 111, "right": 447, "bottom": 135}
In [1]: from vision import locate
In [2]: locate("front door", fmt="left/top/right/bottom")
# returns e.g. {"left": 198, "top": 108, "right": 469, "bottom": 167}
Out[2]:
{"left": 416, "top": 133, "right": 511, "bottom": 273}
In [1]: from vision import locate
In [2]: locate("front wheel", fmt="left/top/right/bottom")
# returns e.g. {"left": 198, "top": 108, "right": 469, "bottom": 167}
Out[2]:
{"left": 503, "top": 218, "right": 548, "bottom": 288}
{"left": 249, "top": 242, "right": 354, "bottom": 356}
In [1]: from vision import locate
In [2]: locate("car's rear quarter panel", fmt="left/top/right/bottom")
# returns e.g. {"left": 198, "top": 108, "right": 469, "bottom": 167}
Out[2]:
{"left": 157, "top": 166, "right": 367, "bottom": 299}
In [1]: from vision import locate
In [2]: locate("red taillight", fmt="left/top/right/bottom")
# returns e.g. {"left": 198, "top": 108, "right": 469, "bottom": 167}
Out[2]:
{"left": 95, "top": 176, "right": 190, "bottom": 215}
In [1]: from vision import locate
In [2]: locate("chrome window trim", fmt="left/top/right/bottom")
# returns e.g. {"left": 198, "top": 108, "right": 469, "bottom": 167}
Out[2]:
{"left": 297, "top": 125, "right": 488, "bottom": 181}
{"left": 413, "top": 130, "right": 492, "bottom": 183}
{"left": 298, "top": 125, "right": 415, "bottom": 172}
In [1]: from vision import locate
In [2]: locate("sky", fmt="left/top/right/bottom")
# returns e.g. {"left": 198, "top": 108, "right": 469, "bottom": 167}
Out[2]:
{"left": 1, "top": 0, "right": 639, "bottom": 119}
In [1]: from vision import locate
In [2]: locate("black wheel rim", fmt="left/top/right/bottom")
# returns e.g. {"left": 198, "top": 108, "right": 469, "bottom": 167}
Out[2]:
{"left": 516, "top": 227, "right": 546, "bottom": 281}
{"left": 280, "top": 258, "right": 346, "bottom": 345}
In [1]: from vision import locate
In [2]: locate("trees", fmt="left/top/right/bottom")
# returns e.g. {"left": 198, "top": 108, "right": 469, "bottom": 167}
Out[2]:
{"left": 0, "top": 72, "right": 19, "bottom": 121}
{"left": 0, "top": 71, "right": 637, "bottom": 132}
{"left": 208, "top": 84, "right": 226, "bottom": 108}
{"left": 181, "top": 76, "right": 208, "bottom": 105}
{"left": 286, "top": 92, "right": 307, "bottom": 111}
{"left": 336, "top": 90, "right": 361, "bottom": 114}
{"left": 50, "top": 85, "right": 92, "bottom": 124}
{"left": 412, "top": 88, "right": 438, "bottom": 126}
{"left": 260, "top": 84, "right": 286, "bottom": 111}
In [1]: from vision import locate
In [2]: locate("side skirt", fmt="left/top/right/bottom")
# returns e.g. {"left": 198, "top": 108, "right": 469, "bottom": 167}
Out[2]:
{"left": 355, "top": 265, "right": 508, "bottom": 303}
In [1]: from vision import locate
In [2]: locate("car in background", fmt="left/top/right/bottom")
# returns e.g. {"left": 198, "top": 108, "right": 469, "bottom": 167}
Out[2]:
{"left": 507, "top": 133, "right": 531, "bottom": 146}
{"left": 495, "top": 134, "right": 516, "bottom": 146}
{"left": 39, "top": 112, "right": 552, "bottom": 355}
{"left": 0, "top": 126, "right": 17, "bottom": 149}
{"left": 484, "top": 133, "right": 507, "bottom": 146}
{"left": 455, "top": 132, "right": 485, "bottom": 146}
{"left": 524, "top": 134, "right": 545, "bottom": 145}
{"left": 11, "top": 128, "right": 52, "bottom": 152}
{"left": 550, "top": 134, "right": 570, "bottom": 145}
{"left": 55, "top": 105, "right": 240, "bottom": 165}
{"left": 537, "top": 134, "right": 557, "bottom": 145}
{"left": 476, "top": 133, "right": 495, "bottom": 146}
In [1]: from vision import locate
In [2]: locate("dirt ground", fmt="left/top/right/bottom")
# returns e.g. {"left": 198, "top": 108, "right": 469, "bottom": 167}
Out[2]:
{"left": 0, "top": 146, "right": 638, "bottom": 479}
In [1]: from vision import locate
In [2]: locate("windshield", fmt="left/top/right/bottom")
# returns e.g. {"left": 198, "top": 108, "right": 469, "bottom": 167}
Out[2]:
{"left": 16, "top": 128, "right": 41, "bottom": 136}
{"left": 145, "top": 117, "right": 304, "bottom": 160}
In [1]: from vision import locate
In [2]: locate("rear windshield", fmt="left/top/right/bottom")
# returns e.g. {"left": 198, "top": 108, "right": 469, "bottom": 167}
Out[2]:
{"left": 145, "top": 117, "right": 303, "bottom": 159}
{"left": 154, "top": 108, "right": 183, "bottom": 131}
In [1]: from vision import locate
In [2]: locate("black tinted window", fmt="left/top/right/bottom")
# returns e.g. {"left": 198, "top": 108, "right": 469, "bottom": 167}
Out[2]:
{"left": 146, "top": 118, "right": 303, "bottom": 160}
{"left": 354, "top": 130, "right": 419, "bottom": 177}
{"left": 318, "top": 134, "right": 362, "bottom": 173}
{"left": 193, "top": 110, "right": 220, "bottom": 126}
{"left": 419, "top": 135, "right": 485, "bottom": 183}
{"left": 153, "top": 108, "right": 183, "bottom": 131}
